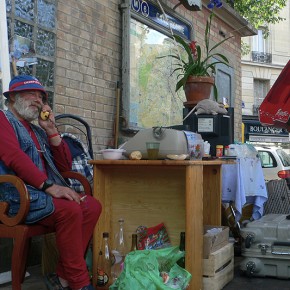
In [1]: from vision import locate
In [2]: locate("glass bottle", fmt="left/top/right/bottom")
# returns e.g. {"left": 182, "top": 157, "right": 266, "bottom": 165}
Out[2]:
{"left": 111, "top": 218, "right": 126, "bottom": 281}
{"left": 177, "top": 232, "right": 185, "bottom": 268}
{"left": 96, "top": 232, "right": 113, "bottom": 287}
{"left": 130, "top": 233, "right": 138, "bottom": 251}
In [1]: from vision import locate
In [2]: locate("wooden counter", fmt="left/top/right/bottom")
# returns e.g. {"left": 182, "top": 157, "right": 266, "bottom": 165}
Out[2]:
{"left": 90, "top": 159, "right": 232, "bottom": 290}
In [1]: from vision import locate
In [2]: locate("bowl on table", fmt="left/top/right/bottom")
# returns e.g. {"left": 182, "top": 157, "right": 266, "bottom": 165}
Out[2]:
{"left": 100, "top": 149, "right": 126, "bottom": 160}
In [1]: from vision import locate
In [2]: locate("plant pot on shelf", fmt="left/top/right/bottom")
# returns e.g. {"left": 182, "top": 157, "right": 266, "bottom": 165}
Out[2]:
{"left": 183, "top": 76, "right": 214, "bottom": 108}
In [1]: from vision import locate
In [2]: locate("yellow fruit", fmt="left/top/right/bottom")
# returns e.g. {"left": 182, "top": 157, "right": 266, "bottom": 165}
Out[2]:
{"left": 40, "top": 111, "right": 50, "bottom": 120}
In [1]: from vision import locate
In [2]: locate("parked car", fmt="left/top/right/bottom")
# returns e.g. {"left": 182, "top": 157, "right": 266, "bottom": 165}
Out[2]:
{"left": 255, "top": 146, "right": 290, "bottom": 188}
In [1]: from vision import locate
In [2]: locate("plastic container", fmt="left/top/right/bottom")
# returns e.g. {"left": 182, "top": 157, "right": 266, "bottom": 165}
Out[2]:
{"left": 228, "top": 146, "right": 237, "bottom": 157}
{"left": 186, "top": 132, "right": 204, "bottom": 160}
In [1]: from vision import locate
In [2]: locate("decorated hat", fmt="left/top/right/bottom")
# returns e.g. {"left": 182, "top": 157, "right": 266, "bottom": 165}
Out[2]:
{"left": 3, "top": 75, "right": 47, "bottom": 99}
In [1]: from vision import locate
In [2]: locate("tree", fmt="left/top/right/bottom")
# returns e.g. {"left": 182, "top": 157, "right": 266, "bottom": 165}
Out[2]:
{"left": 226, "top": 0, "right": 287, "bottom": 37}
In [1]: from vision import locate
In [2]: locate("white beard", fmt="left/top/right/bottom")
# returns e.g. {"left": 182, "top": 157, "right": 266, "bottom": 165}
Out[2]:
{"left": 13, "top": 95, "right": 41, "bottom": 122}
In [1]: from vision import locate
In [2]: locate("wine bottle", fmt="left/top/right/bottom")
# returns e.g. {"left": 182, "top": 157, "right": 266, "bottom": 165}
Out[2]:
{"left": 130, "top": 233, "right": 138, "bottom": 251}
{"left": 96, "top": 232, "right": 113, "bottom": 287}
{"left": 177, "top": 232, "right": 185, "bottom": 268}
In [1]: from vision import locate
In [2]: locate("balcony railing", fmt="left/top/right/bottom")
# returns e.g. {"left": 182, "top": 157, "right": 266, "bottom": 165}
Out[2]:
{"left": 252, "top": 51, "right": 272, "bottom": 64}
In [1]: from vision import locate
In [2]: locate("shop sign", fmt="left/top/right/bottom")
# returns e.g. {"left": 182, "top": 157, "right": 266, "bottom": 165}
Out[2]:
{"left": 249, "top": 135, "right": 289, "bottom": 143}
{"left": 131, "top": 0, "right": 191, "bottom": 40}
{"left": 248, "top": 125, "right": 287, "bottom": 135}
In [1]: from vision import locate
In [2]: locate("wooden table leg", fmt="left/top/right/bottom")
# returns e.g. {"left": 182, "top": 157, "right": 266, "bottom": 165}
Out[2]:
{"left": 203, "top": 165, "right": 222, "bottom": 225}
{"left": 185, "top": 165, "right": 203, "bottom": 290}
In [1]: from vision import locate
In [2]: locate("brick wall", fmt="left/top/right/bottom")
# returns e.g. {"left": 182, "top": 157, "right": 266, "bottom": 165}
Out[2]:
{"left": 55, "top": 0, "right": 121, "bottom": 154}
{"left": 54, "top": 0, "right": 243, "bottom": 155}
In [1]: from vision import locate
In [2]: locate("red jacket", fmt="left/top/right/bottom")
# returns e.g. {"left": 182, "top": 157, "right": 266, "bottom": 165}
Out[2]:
{"left": 0, "top": 111, "right": 72, "bottom": 188}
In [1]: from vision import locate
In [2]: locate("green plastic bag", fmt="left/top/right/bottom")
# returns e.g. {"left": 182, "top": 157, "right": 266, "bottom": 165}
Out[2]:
{"left": 109, "top": 246, "right": 191, "bottom": 290}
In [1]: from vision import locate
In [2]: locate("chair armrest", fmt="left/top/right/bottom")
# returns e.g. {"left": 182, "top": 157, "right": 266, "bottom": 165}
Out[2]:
{"left": 0, "top": 172, "right": 92, "bottom": 227}
{"left": 0, "top": 175, "right": 30, "bottom": 226}
{"left": 61, "top": 171, "right": 92, "bottom": 196}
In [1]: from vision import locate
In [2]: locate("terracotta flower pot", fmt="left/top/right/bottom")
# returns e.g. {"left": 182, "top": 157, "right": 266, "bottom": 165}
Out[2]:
{"left": 183, "top": 76, "right": 215, "bottom": 107}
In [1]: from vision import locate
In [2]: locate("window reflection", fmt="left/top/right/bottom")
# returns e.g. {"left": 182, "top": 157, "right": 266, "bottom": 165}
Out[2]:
{"left": 14, "top": 20, "right": 33, "bottom": 39}
{"left": 37, "top": 0, "right": 56, "bottom": 29}
{"left": 15, "top": 0, "right": 34, "bottom": 21}
{"left": 37, "top": 28, "right": 55, "bottom": 57}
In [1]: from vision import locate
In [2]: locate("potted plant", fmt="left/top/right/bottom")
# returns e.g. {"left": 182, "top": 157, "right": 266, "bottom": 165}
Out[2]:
{"left": 160, "top": 0, "right": 232, "bottom": 105}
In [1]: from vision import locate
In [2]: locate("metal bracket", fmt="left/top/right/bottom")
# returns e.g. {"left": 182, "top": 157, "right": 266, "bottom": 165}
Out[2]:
{"left": 258, "top": 244, "right": 269, "bottom": 255}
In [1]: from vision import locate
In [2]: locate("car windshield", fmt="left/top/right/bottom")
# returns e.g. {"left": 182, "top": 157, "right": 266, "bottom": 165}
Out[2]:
{"left": 276, "top": 149, "right": 290, "bottom": 167}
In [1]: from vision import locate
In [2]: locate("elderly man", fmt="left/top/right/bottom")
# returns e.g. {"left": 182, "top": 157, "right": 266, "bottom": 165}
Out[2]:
{"left": 0, "top": 75, "right": 101, "bottom": 290}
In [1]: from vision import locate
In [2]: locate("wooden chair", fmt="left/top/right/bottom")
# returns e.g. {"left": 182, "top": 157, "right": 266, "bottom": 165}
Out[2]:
{"left": 0, "top": 171, "right": 92, "bottom": 290}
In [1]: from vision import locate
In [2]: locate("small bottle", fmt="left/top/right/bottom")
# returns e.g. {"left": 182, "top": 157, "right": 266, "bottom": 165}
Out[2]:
{"left": 111, "top": 218, "right": 126, "bottom": 281}
{"left": 177, "top": 232, "right": 185, "bottom": 268}
{"left": 224, "top": 145, "right": 229, "bottom": 156}
{"left": 130, "top": 233, "right": 138, "bottom": 251}
{"left": 96, "top": 232, "right": 113, "bottom": 287}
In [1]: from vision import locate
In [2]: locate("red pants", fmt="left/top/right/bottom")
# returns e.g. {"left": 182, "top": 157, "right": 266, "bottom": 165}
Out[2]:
{"left": 38, "top": 195, "right": 102, "bottom": 289}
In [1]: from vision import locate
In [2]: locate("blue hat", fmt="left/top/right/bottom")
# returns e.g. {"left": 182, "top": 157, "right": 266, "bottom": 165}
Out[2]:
{"left": 3, "top": 75, "right": 47, "bottom": 99}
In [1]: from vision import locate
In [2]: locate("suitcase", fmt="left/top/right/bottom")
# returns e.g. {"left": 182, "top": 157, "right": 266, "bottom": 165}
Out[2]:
{"left": 239, "top": 214, "right": 290, "bottom": 279}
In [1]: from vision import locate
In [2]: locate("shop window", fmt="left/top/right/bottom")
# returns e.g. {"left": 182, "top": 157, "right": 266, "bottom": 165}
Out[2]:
{"left": 3, "top": 0, "right": 56, "bottom": 108}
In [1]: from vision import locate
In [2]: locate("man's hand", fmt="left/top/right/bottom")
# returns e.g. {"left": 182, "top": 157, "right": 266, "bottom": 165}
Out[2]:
{"left": 38, "top": 104, "right": 57, "bottom": 134}
{"left": 45, "top": 184, "right": 81, "bottom": 204}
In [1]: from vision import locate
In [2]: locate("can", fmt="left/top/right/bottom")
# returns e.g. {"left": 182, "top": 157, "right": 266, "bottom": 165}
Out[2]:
{"left": 216, "top": 145, "right": 223, "bottom": 157}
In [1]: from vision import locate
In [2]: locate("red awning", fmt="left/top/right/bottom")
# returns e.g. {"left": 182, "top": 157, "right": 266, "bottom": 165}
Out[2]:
{"left": 259, "top": 60, "right": 290, "bottom": 129}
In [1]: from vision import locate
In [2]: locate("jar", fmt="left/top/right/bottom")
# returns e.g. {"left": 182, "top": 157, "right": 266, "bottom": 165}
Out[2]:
{"left": 216, "top": 145, "right": 223, "bottom": 157}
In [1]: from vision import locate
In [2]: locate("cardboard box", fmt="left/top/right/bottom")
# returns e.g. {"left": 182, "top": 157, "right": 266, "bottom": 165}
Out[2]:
{"left": 203, "top": 226, "right": 229, "bottom": 258}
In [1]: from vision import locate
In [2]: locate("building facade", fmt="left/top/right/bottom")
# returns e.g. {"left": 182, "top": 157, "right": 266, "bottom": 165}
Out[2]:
{"left": 241, "top": 0, "right": 290, "bottom": 145}
{"left": 0, "top": 0, "right": 256, "bottom": 156}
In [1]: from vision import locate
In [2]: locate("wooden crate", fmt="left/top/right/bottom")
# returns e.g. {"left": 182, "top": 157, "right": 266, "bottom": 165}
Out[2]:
{"left": 203, "top": 243, "right": 234, "bottom": 290}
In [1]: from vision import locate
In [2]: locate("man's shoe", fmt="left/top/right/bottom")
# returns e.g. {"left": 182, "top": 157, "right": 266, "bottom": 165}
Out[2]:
{"left": 44, "top": 273, "right": 71, "bottom": 290}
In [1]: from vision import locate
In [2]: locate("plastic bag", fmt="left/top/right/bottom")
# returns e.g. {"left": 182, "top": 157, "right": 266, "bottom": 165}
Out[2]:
{"left": 136, "top": 223, "right": 171, "bottom": 250}
{"left": 109, "top": 246, "right": 191, "bottom": 290}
